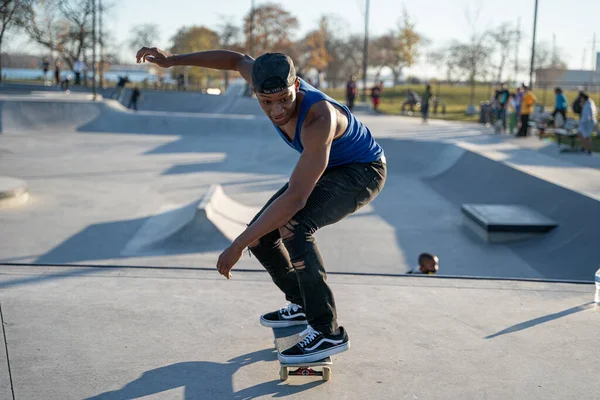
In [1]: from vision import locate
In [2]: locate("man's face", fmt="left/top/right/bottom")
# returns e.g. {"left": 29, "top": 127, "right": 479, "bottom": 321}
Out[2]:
{"left": 255, "top": 80, "right": 300, "bottom": 126}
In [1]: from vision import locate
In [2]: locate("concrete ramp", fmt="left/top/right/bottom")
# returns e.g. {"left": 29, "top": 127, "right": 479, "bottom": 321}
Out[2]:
{"left": 122, "top": 184, "right": 258, "bottom": 256}
{"left": 426, "top": 150, "right": 600, "bottom": 280}
{"left": 1, "top": 97, "right": 102, "bottom": 133}
{"left": 81, "top": 101, "right": 270, "bottom": 136}
{"left": 0, "top": 96, "right": 272, "bottom": 136}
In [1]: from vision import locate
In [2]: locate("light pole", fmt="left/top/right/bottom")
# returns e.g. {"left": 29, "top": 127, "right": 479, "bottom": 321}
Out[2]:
{"left": 99, "top": 0, "right": 104, "bottom": 89}
{"left": 528, "top": 0, "right": 539, "bottom": 88}
{"left": 244, "top": 0, "right": 255, "bottom": 97}
{"left": 362, "top": 0, "right": 370, "bottom": 102}
{"left": 249, "top": 0, "right": 255, "bottom": 57}
{"left": 92, "top": 0, "right": 97, "bottom": 100}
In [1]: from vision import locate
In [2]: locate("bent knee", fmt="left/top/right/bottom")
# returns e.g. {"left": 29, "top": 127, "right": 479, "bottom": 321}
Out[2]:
{"left": 248, "top": 228, "right": 282, "bottom": 249}
{"left": 279, "top": 219, "right": 300, "bottom": 240}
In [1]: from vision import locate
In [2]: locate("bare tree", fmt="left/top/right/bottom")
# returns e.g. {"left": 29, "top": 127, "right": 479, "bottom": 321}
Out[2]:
{"left": 325, "top": 34, "right": 363, "bottom": 88}
{"left": 489, "top": 23, "right": 515, "bottom": 83}
{"left": 59, "top": 0, "right": 94, "bottom": 68}
{"left": 534, "top": 41, "right": 566, "bottom": 70}
{"left": 128, "top": 23, "right": 160, "bottom": 53}
{"left": 19, "top": 0, "right": 96, "bottom": 71}
{"left": 368, "top": 8, "right": 421, "bottom": 85}
{"left": 0, "top": 0, "right": 32, "bottom": 81}
{"left": 447, "top": 35, "right": 492, "bottom": 111}
{"left": 19, "top": 0, "right": 64, "bottom": 55}
{"left": 532, "top": 41, "right": 567, "bottom": 86}
{"left": 217, "top": 17, "right": 243, "bottom": 88}
{"left": 449, "top": 4, "right": 492, "bottom": 111}
{"left": 427, "top": 47, "right": 459, "bottom": 82}
{"left": 302, "top": 14, "right": 361, "bottom": 88}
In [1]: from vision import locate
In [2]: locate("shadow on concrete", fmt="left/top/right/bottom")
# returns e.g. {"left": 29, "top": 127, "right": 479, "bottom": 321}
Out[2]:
{"left": 33, "top": 207, "right": 229, "bottom": 265}
{"left": 485, "top": 302, "right": 595, "bottom": 339}
{"left": 35, "top": 218, "right": 150, "bottom": 264}
{"left": 84, "top": 348, "right": 322, "bottom": 400}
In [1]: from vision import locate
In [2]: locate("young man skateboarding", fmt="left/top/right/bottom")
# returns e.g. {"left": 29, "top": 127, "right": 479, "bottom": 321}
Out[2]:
{"left": 136, "top": 47, "right": 387, "bottom": 364}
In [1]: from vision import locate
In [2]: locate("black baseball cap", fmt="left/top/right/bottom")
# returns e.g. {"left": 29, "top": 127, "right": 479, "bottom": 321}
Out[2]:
{"left": 252, "top": 53, "right": 297, "bottom": 94}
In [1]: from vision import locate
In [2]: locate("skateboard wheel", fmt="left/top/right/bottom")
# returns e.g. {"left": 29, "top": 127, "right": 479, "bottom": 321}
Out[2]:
{"left": 323, "top": 367, "right": 331, "bottom": 381}
{"left": 280, "top": 366, "right": 288, "bottom": 381}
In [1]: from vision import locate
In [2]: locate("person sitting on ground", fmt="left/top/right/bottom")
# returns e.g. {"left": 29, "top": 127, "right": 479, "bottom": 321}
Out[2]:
{"left": 408, "top": 253, "right": 439, "bottom": 274}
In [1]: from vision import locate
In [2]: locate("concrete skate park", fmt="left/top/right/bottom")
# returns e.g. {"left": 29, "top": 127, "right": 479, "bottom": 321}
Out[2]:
{"left": 0, "top": 81, "right": 599, "bottom": 399}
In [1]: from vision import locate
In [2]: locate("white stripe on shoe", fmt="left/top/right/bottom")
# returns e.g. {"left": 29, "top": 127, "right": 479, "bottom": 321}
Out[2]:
{"left": 280, "top": 312, "right": 306, "bottom": 320}
{"left": 278, "top": 342, "right": 351, "bottom": 364}
{"left": 305, "top": 337, "right": 345, "bottom": 352}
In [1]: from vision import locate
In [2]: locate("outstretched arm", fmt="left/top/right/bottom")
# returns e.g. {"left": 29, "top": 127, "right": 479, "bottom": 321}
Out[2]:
{"left": 135, "top": 47, "right": 255, "bottom": 85}
{"left": 216, "top": 101, "right": 336, "bottom": 278}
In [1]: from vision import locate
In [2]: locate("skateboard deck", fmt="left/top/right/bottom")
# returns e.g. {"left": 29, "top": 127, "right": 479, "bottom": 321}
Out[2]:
{"left": 272, "top": 324, "right": 333, "bottom": 381}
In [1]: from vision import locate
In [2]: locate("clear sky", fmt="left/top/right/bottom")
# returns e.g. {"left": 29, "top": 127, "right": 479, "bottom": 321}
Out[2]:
{"left": 6, "top": 0, "right": 600, "bottom": 80}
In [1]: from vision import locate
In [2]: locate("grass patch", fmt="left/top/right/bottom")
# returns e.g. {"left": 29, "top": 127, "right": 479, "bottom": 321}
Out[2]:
{"left": 545, "top": 134, "right": 600, "bottom": 153}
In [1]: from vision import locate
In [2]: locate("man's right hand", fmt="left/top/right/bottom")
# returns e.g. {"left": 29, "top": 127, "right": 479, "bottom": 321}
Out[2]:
{"left": 136, "top": 47, "right": 173, "bottom": 68}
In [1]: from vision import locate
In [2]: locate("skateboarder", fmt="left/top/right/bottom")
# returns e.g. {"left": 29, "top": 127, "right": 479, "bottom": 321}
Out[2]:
{"left": 136, "top": 47, "right": 387, "bottom": 363}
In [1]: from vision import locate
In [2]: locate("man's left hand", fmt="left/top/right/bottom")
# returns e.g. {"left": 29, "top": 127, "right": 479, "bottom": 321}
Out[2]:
{"left": 217, "top": 243, "right": 244, "bottom": 279}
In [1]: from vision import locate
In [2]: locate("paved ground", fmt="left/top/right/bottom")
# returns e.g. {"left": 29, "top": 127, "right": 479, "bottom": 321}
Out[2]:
{"left": 1, "top": 83, "right": 599, "bottom": 399}
{"left": 0, "top": 88, "right": 598, "bottom": 280}
{"left": 1, "top": 264, "right": 598, "bottom": 400}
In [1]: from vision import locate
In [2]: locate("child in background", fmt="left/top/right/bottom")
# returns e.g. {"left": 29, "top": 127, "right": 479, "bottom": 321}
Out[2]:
{"left": 408, "top": 253, "right": 439, "bottom": 274}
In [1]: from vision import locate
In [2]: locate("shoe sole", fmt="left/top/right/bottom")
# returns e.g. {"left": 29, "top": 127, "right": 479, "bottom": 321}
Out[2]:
{"left": 259, "top": 316, "right": 308, "bottom": 328}
{"left": 278, "top": 341, "right": 350, "bottom": 364}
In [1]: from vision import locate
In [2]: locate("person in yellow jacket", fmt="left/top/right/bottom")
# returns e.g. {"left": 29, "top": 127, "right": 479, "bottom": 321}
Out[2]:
{"left": 517, "top": 83, "right": 537, "bottom": 137}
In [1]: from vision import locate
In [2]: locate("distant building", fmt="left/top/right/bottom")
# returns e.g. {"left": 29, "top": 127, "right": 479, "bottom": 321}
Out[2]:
{"left": 535, "top": 52, "right": 600, "bottom": 89}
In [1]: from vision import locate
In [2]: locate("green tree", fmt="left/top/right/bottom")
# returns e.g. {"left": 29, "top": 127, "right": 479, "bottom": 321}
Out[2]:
{"left": 301, "top": 16, "right": 333, "bottom": 73}
{"left": 169, "top": 25, "right": 220, "bottom": 87}
{"left": 370, "top": 8, "right": 421, "bottom": 85}
{"left": 489, "top": 23, "right": 516, "bottom": 83}
{"left": 243, "top": 2, "right": 298, "bottom": 57}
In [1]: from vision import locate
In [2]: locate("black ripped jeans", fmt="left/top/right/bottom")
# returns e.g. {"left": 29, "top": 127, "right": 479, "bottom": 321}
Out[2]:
{"left": 248, "top": 158, "right": 387, "bottom": 334}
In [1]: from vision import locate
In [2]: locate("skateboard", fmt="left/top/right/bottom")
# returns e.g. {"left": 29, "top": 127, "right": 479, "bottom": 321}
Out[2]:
{"left": 272, "top": 324, "right": 333, "bottom": 381}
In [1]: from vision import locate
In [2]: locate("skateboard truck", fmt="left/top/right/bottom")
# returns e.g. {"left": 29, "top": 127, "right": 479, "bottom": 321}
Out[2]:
{"left": 280, "top": 363, "right": 332, "bottom": 381}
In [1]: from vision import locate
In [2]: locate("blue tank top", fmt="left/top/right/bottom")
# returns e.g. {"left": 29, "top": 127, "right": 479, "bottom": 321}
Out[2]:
{"left": 272, "top": 79, "right": 384, "bottom": 168}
